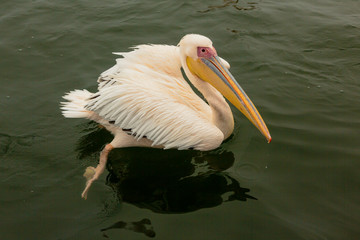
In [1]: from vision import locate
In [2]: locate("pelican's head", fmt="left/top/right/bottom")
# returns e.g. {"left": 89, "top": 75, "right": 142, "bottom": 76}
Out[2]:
{"left": 179, "top": 34, "right": 271, "bottom": 143}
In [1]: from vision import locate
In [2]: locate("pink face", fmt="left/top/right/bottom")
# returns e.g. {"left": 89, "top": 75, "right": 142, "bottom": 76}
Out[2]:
{"left": 197, "top": 46, "right": 217, "bottom": 58}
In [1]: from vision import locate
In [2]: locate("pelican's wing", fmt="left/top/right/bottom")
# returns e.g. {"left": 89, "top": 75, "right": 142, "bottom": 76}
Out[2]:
{"left": 86, "top": 46, "right": 222, "bottom": 150}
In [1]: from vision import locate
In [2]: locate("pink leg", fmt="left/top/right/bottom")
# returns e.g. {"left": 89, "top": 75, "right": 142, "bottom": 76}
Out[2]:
{"left": 81, "top": 143, "right": 114, "bottom": 199}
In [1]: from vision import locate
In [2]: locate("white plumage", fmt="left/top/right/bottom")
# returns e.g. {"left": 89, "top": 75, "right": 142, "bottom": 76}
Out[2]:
{"left": 61, "top": 34, "right": 271, "bottom": 199}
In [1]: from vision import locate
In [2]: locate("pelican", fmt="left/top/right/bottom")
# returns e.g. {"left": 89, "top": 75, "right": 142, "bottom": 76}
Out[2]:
{"left": 61, "top": 34, "right": 271, "bottom": 199}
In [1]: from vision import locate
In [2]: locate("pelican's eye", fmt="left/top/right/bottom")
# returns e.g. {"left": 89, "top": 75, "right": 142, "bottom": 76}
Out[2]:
{"left": 197, "top": 47, "right": 217, "bottom": 58}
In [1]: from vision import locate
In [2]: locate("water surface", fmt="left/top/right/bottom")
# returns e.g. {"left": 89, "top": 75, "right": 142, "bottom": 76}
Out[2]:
{"left": 1, "top": 0, "right": 359, "bottom": 239}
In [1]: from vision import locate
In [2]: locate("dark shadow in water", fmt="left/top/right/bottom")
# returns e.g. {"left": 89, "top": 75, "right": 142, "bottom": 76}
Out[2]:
{"left": 101, "top": 218, "right": 155, "bottom": 238}
{"left": 76, "top": 122, "right": 256, "bottom": 237}
{"left": 76, "top": 123, "right": 113, "bottom": 159}
{"left": 198, "top": 0, "right": 258, "bottom": 13}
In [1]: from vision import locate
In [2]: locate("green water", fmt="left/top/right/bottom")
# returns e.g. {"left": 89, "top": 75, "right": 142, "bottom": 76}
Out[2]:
{"left": 1, "top": 0, "right": 359, "bottom": 239}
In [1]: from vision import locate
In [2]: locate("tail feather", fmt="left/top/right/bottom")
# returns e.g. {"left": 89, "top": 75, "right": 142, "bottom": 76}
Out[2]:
{"left": 61, "top": 89, "right": 93, "bottom": 118}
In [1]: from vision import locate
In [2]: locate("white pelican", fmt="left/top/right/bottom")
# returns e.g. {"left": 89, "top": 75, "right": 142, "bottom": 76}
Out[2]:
{"left": 61, "top": 34, "right": 271, "bottom": 199}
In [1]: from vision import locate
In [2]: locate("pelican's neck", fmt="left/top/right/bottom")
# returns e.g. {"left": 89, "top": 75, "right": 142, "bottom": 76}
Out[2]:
{"left": 181, "top": 59, "right": 234, "bottom": 139}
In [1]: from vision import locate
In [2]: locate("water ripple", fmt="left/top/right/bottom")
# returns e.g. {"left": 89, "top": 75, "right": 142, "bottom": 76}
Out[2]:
{"left": 0, "top": 133, "right": 41, "bottom": 155}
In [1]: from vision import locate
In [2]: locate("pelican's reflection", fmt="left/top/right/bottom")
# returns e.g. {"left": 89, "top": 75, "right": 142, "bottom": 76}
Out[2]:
{"left": 76, "top": 123, "right": 256, "bottom": 213}
{"left": 106, "top": 147, "right": 256, "bottom": 214}
{"left": 76, "top": 123, "right": 256, "bottom": 236}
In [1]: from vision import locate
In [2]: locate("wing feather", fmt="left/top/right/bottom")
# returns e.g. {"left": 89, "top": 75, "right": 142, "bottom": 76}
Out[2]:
{"left": 86, "top": 45, "right": 222, "bottom": 150}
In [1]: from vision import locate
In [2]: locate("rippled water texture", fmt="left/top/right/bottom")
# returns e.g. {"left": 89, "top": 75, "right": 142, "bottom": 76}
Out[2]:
{"left": 1, "top": 0, "right": 359, "bottom": 239}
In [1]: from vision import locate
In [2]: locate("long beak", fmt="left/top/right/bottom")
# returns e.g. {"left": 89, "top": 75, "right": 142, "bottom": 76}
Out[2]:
{"left": 187, "top": 56, "right": 271, "bottom": 143}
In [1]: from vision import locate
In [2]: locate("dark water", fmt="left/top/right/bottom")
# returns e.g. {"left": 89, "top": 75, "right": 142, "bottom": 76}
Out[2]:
{"left": 1, "top": 0, "right": 360, "bottom": 239}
